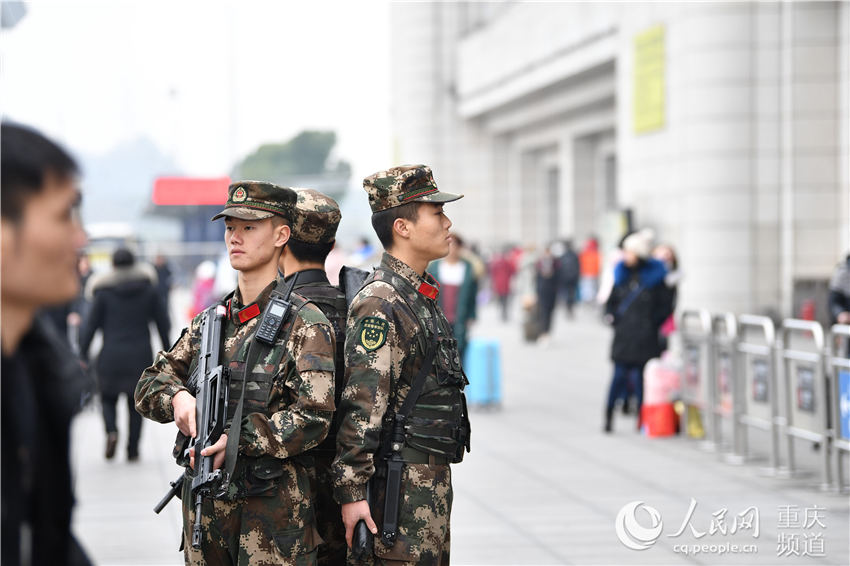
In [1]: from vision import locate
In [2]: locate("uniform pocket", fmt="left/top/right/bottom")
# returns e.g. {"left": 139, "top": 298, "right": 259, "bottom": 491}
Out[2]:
{"left": 272, "top": 525, "right": 321, "bottom": 560}
{"left": 372, "top": 463, "right": 451, "bottom": 562}
{"left": 435, "top": 337, "right": 465, "bottom": 386}
{"left": 244, "top": 458, "right": 286, "bottom": 497}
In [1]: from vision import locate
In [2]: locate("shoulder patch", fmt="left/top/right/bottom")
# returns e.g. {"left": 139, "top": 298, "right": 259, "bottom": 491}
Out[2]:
{"left": 359, "top": 316, "right": 388, "bottom": 351}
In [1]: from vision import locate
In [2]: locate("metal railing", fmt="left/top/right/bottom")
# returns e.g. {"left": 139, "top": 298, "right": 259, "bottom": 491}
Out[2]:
{"left": 734, "top": 315, "right": 780, "bottom": 471}
{"left": 827, "top": 324, "right": 850, "bottom": 492}
{"left": 669, "top": 311, "right": 849, "bottom": 491}
{"left": 778, "top": 319, "right": 830, "bottom": 489}
{"left": 709, "top": 312, "right": 738, "bottom": 460}
{"left": 678, "top": 310, "right": 713, "bottom": 446}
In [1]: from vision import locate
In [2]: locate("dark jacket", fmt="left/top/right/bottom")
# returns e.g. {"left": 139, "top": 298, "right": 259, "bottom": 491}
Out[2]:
{"left": 80, "top": 265, "right": 170, "bottom": 395}
{"left": 558, "top": 249, "right": 580, "bottom": 286}
{"left": 535, "top": 256, "right": 560, "bottom": 310}
{"left": 828, "top": 254, "right": 850, "bottom": 324}
{"left": 606, "top": 258, "right": 672, "bottom": 365}
{"left": 1, "top": 315, "right": 93, "bottom": 566}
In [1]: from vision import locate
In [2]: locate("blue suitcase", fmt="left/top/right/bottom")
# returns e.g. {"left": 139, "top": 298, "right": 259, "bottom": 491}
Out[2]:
{"left": 464, "top": 338, "right": 502, "bottom": 407}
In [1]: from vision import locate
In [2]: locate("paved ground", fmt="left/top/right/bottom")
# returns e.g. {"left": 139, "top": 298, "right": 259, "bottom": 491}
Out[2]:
{"left": 71, "top": 297, "right": 849, "bottom": 565}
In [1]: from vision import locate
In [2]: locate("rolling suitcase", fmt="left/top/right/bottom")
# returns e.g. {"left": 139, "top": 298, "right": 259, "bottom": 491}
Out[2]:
{"left": 464, "top": 338, "right": 502, "bottom": 408}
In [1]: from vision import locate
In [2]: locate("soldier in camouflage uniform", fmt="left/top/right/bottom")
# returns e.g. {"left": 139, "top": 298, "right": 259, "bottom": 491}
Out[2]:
{"left": 278, "top": 188, "right": 348, "bottom": 565}
{"left": 135, "top": 182, "right": 336, "bottom": 566}
{"left": 332, "top": 165, "right": 471, "bottom": 565}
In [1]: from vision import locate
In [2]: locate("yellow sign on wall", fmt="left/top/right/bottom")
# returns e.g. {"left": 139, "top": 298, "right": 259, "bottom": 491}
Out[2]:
{"left": 633, "top": 25, "right": 666, "bottom": 134}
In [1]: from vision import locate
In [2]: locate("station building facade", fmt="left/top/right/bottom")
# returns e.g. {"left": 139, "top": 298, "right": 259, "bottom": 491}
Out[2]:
{"left": 389, "top": 1, "right": 850, "bottom": 317}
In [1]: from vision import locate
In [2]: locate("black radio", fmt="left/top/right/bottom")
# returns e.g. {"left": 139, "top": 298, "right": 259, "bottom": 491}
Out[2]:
{"left": 255, "top": 298, "right": 290, "bottom": 345}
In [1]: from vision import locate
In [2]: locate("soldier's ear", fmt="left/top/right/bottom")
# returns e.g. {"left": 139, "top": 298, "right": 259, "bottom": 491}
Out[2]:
{"left": 392, "top": 217, "right": 411, "bottom": 241}
{"left": 274, "top": 223, "right": 291, "bottom": 249}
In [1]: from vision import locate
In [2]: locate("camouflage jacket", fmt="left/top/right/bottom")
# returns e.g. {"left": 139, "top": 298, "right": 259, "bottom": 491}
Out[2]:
{"left": 332, "top": 253, "right": 469, "bottom": 505}
{"left": 289, "top": 269, "right": 347, "bottom": 453}
{"left": 135, "top": 277, "right": 336, "bottom": 466}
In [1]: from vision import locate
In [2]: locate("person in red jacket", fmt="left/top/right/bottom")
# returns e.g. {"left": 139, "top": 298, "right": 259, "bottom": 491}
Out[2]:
{"left": 490, "top": 246, "right": 517, "bottom": 321}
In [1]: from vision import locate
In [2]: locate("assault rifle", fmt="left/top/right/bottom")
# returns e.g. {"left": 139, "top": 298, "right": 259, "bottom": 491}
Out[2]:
{"left": 188, "top": 303, "right": 230, "bottom": 548}
{"left": 153, "top": 304, "right": 230, "bottom": 552}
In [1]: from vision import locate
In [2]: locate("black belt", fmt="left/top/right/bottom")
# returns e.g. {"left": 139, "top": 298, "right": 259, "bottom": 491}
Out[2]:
{"left": 399, "top": 447, "right": 448, "bottom": 465}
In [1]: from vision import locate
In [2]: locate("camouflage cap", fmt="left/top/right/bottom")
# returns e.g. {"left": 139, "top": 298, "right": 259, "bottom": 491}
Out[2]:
{"left": 211, "top": 181, "right": 297, "bottom": 221}
{"left": 362, "top": 164, "right": 462, "bottom": 213}
{"left": 290, "top": 188, "right": 341, "bottom": 244}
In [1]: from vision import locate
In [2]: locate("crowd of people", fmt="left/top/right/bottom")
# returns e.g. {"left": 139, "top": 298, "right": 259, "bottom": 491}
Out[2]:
{"left": 4, "top": 120, "right": 847, "bottom": 566}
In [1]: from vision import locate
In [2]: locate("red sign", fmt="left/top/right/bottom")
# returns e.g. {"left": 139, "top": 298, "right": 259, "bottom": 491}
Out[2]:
{"left": 152, "top": 176, "right": 231, "bottom": 206}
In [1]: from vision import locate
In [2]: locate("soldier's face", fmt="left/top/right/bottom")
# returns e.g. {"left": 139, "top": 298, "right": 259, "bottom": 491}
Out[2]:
{"left": 0, "top": 176, "right": 86, "bottom": 310}
{"left": 224, "top": 217, "right": 288, "bottom": 272}
{"left": 408, "top": 203, "right": 453, "bottom": 261}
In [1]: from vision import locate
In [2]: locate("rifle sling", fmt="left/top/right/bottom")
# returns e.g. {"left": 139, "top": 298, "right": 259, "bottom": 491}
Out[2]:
{"left": 379, "top": 267, "right": 440, "bottom": 424}
{"left": 396, "top": 304, "right": 438, "bottom": 423}
{"left": 378, "top": 290, "right": 439, "bottom": 547}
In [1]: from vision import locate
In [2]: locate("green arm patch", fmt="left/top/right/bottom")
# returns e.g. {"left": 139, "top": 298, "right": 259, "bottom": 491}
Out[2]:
{"left": 358, "top": 316, "right": 389, "bottom": 351}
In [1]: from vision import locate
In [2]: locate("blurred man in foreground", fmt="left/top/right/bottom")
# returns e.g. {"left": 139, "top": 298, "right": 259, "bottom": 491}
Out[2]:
{"left": 1, "top": 122, "right": 92, "bottom": 565}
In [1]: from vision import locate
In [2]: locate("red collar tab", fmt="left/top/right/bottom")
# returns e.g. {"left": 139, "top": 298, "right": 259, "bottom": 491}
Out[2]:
{"left": 236, "top": 303, "right": 261, "bottom": 324}
{"left": 418, "top": 280, "right": 439, "bottom": 300}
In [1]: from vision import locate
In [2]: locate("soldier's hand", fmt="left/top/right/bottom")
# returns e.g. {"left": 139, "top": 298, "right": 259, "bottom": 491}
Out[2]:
{"left": 189, "top": 433, "right": 228, "bottom": 471}
{"left": 341, "top": 500, "right": 377, "bottom": 549}
{"left": 172, "top": 390, "right": 197, "bottom": 438}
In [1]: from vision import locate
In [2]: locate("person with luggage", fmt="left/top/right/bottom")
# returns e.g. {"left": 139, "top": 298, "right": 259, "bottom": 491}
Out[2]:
{"left": 535, "top": 244, "right": 560, "bottom": 345}
{"left": 603, "top": 229, "right": 672, "bottom": 433}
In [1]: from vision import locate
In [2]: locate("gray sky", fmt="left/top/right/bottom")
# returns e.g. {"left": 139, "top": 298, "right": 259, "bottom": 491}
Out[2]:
{"left": 1, "top": 0, "right": 391, "bottom": 182}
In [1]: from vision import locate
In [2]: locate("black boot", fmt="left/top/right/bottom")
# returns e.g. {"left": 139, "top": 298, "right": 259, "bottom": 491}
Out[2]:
{"left": 604, "top": 408, "right": 613, "bottom": 433}
{"left": 105, "top": 432, "right": 118, "bottom": 460}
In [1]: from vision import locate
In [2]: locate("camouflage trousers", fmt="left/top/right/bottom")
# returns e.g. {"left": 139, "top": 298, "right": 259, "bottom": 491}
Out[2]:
{"left": 312, "top": 450, "right": 347, "bottom": 566}
{"left": 181, "top": 462, "right": 321, "bottom": 566}
{"left": 348, "top": 463, "right": 452, "bottom": 566}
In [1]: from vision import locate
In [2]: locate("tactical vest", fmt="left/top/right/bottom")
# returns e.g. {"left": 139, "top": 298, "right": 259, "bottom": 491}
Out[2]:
{"left": 223, "top": 294, "right": 307, "bottom": 426}
{"left": 292, "top": 281, "right": 347, "bottom": 449}
{"left": 222, "top": 292, "right": 308, "bottom": 497}
{"left": 371, "top": 267, "right": 471, "bottom": 463}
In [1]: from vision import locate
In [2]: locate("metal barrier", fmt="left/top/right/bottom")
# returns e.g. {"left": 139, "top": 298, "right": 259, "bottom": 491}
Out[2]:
{"left": 678, "top": 310, "right": 713, "bottom": 445}
{"left": 734, "top": 315, "right": 780, "bottom": 471}
{"left": 778, "top": 319, "right": 831, "bottom": 489}
{"left": 709, "top": 313, "right": 739, "bottom": 460}
{"left": 828, "top": 324, "right": 850, "bottom": 492}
